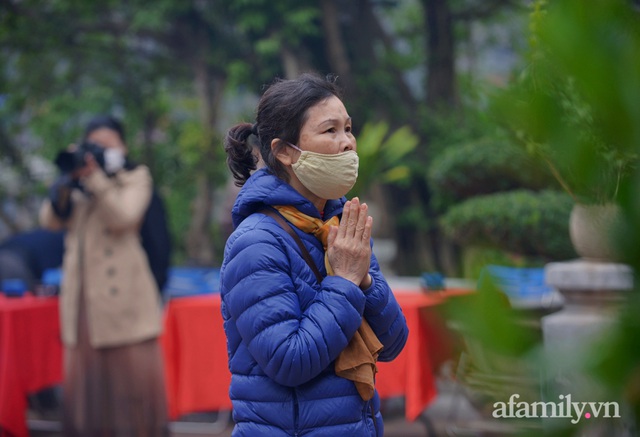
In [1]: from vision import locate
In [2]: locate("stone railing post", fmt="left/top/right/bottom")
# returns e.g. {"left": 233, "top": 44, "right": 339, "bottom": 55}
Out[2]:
{"left": 542, "top": 259, "right": 634, "bottom": 435}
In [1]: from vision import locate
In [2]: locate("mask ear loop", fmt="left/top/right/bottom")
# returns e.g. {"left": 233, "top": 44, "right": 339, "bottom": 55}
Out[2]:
{"left": 286, "top": 142, "right": 303, "bottom": 152}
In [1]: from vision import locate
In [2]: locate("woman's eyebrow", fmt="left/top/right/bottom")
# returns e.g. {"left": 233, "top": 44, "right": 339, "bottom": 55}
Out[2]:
{"left": 317, "top": 116, "right": 352, "bottom": 127}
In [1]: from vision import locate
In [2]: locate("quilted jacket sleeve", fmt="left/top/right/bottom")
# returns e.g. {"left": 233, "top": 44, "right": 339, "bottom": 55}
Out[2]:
{"left": 362, "top": 252, "right": 409, "bottom": 362}
{"left": 222, "top": 220, "right": 367, "bottom": 387}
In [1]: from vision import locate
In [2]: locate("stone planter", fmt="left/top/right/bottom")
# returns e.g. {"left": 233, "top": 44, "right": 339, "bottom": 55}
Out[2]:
{"left": 542, "top": 260, "right": 634, "bottom": 435}
{"left": 569, "top": 203, "right": 622, "bottom": 262}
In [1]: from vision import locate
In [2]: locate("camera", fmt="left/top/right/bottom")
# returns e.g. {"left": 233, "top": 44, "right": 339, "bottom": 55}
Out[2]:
{"left": 54, "top": 141, "right": 106, "bottom": 174}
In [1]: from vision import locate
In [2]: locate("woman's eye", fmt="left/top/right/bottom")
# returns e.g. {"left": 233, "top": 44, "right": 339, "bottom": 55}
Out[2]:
{"left": 346, "top": 126, "right": 352, "bottom": 133}
{"left": 326, "top": 127, "right": 336, "bottom": 133}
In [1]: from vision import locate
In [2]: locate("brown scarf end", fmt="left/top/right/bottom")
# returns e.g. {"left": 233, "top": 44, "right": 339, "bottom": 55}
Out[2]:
{"left": 355, "top": 382, "right": 375, "bottom": 401}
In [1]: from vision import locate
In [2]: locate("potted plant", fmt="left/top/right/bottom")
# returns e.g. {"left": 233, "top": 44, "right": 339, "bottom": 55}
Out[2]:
{"left": 491, "top": 0, "right": 638, "bottom": 262}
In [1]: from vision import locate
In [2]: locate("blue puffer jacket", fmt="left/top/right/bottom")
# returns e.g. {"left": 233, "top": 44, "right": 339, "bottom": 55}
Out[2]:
{"left": 220, "top": 168, "right": 409, "bottom": 437}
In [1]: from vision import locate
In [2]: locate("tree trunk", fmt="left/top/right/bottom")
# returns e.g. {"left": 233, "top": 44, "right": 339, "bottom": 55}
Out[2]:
{"left": 421, "top": 0, "right": 463, "bottom": 276}
{"left": 320, "top": 0, "right": 355, "bottom": 96}
{"left": 343, "top": 0, "right": 420, "bottom": 128}
{"left": 184, "top": 42, "right": 218, "bottom": 266}
{"left": 280, "top": 45, "right": 301, "bottom": 80}
{"left": 322, "top": 0, "right": 441, "bottom": 274}
{"left": 423, "top": 0, "right": 457, "bottom": 109}
{"left": 186, "top": 173, "right": 215, "bottom": 265}
{"left": 383, "top": 184, "right": 437, "bottom": 275}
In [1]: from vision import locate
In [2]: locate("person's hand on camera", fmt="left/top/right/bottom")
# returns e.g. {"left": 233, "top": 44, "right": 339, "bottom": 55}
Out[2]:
{"left": 49, "top": 174, "right": 74, "bottom": 219}
{"left": 327, "top": 197, "right": 373, "bottom": 289}
{"left": 72, "top": 153, "right": 99, "bottom": 180}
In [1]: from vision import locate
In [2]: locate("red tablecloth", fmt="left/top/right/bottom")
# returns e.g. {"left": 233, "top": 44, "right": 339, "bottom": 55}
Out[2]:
{"left": 0, "top": 288, "right": 469, "bottom": 435}
{"left": 376, "top": 291, "right": 465, "bottom": 420}
{"left": 0, "top": 295, "right": 62, "bottom": 437}
{"left": 161, "top": 289, "right": 470, "bottom": 422}
{"left": 160, "top": 294, "right": 232, "bottom": 419}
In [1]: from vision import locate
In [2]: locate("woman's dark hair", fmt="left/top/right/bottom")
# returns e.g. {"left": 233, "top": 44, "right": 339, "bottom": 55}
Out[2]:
{"left": 83, "top": 115, "right": 126, "bottom": 143}
{"left": 224, "top": 72, "right": 343, "bottom": 186}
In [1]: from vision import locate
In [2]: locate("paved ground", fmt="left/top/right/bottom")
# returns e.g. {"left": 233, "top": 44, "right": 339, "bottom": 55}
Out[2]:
{"left": 30, "top": 357, "right": 546, "bottom": 436}
{"left": 29, "top": 372, "right": 635, "bottom": 436}
{"left": 29, "top": 406, "right": 430, "bottom": 437}
{"left": 27, "top": 375, "right": 500, "bottom": 437}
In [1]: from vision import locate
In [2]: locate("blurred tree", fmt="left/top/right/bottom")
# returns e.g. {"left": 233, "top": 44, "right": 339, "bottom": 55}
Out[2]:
{"left": 323, "top": 0, "right": 526, "bottom": 274}
{"left": 491, "top": 0, "right": 639, "bottom": 206}
{"left": 1, "top": 0, "right": 530, "bottom": 273}
{"left": 472, "top": 1, "right": 640, "bottom": 434}
{"left": 0, "top": 0, "right": 246, "bottom": 263}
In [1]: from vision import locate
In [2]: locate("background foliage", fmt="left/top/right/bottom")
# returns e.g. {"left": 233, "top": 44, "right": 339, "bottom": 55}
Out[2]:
{"left": 440, "top": 189, "right": 575, "bottom": 260}
{"left": 1, "top": 0, "right": 531, "bottom": 274}
{"left": 445, "top": 1, "right": 640, "bottom": 435}
{"left": 427, "top": 137, "right": 553, "bottom": 211}
{"left": 491, "top": 0, "right": 639, "bottom": 205}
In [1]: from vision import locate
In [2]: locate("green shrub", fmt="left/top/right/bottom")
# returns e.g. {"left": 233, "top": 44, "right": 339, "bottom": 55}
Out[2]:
{"left": 427, "top": 138, "right": 553, "bottom": 211}
{"left": 440, "top": 189, "right": 576, "bottom": 260}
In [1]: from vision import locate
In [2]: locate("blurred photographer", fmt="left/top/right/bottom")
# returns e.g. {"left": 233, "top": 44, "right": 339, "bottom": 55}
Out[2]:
{"left": 40, "top": 115, "right": 169, "bottom": 436}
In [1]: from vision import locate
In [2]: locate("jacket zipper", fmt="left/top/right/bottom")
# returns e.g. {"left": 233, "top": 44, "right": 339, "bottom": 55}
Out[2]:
{"left": 370, "top": 402, "right": 378, "bottom": 436}
{"left": 293, "top": 389, "right": 299, "bottom": 436}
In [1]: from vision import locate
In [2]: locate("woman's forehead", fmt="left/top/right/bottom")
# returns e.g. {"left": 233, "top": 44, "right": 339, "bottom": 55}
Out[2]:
{"left": 304, "top": 96, "right": 350, "bottom": 126}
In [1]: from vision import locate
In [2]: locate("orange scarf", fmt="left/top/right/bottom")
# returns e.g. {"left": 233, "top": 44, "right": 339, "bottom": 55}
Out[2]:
{"left": 274, "top": 205, "right": 383, "bottom": 401}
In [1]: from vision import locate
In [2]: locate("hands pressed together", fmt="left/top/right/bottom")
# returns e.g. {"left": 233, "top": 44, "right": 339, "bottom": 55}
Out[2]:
{"left": 327, "top": 197, "right": 373, "bottom": 290}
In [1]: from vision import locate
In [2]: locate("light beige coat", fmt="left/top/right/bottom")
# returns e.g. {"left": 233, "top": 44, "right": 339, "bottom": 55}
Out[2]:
{"left": 40, "top": 165, "right": 163, "bottom": 348}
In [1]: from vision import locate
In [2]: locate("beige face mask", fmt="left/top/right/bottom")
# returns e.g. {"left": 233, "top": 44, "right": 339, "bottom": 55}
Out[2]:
{"left": 287, "top": 143, "right": 359, "bottom": 199}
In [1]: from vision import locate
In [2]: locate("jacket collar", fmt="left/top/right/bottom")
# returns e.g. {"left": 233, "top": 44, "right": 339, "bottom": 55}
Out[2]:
{"left": 231, "top": 168, "right": 345, "bottom": 229}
